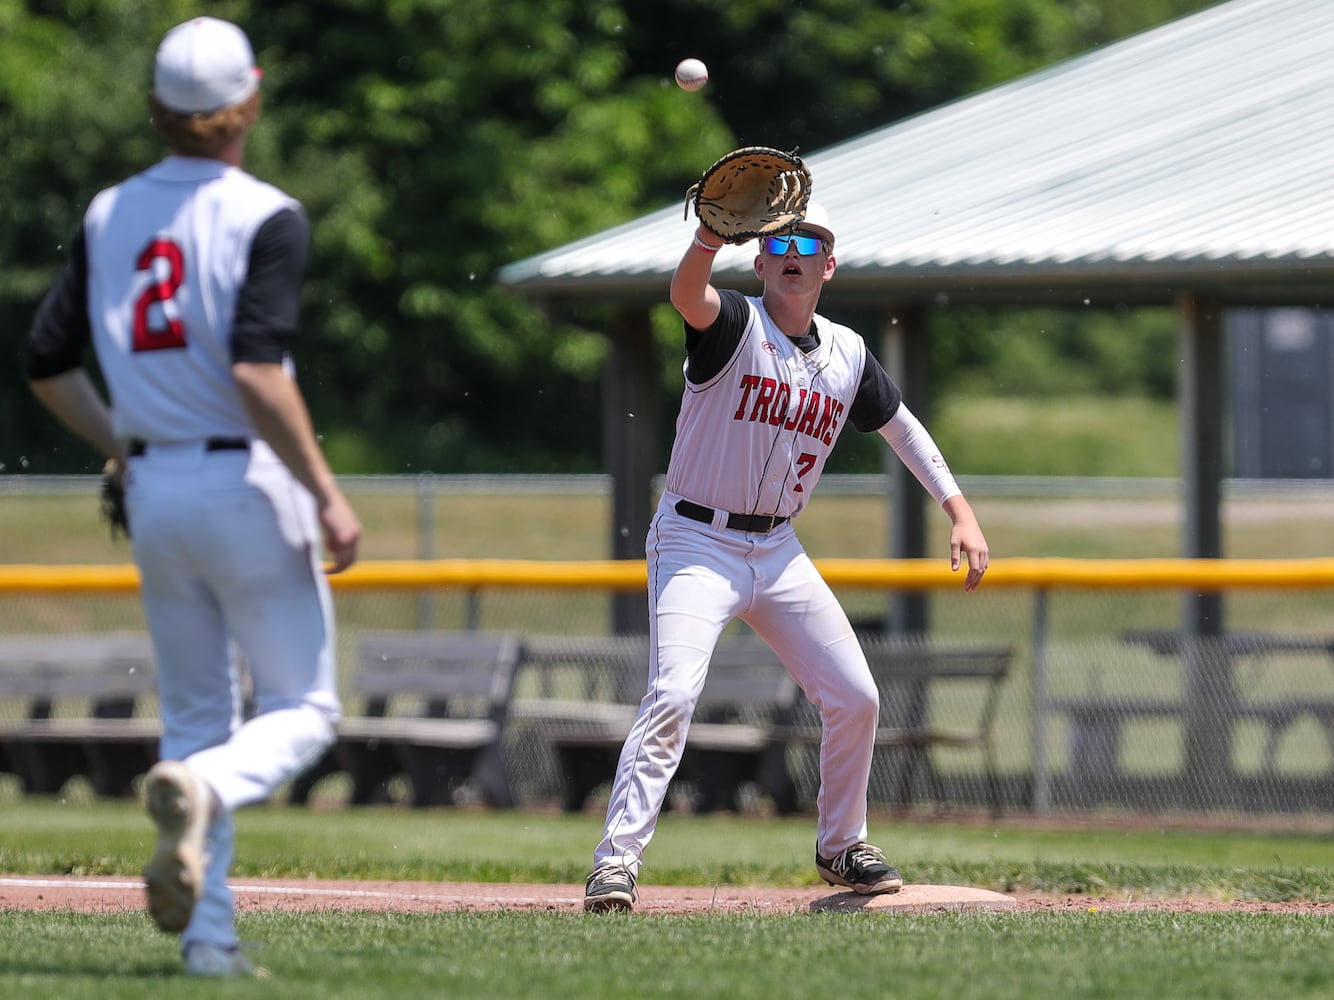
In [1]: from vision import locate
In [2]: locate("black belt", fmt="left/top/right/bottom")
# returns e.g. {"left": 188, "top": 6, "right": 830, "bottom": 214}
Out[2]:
{"left": 675, "top": 499, "right": 790, "bottom": 534}
{"left": 128, "top": 437, "right": 250, "bottom": 457}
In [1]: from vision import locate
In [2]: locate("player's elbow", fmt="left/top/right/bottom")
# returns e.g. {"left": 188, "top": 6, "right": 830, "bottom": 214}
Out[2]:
{"left": 668, "top": 274, "right": 692, "bottom": 313}
{"left": 669, "top": 284, "right": 720, "bottom": 332}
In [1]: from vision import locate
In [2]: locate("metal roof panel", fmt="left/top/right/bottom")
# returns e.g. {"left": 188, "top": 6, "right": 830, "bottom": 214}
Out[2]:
{"left": 498, "top": 0, "right": 1334, "bottom": 302}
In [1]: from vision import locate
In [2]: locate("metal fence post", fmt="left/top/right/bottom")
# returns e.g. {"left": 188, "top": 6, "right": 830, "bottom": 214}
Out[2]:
{"left": 1031, "top": 588, "right": 1051, "bottom": 814}
{"left": 416, "top": 474, "right": 435, "bottom": 629}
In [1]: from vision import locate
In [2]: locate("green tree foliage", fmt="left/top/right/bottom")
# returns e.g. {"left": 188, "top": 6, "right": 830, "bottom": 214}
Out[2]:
{"left": 938, "top": 306, "right": 1178, "bottom": 400}
{"left": 619, "top": 0, "right": 1212, "bottom": 159}
{"left": 1, "top": 0, "right": 1214, "bottom": 474}
{"left": 0, "top": 0, "right": 213, "bottom": 471}
{"left": 248, "top": 1, "right": 734, "bottom": 472}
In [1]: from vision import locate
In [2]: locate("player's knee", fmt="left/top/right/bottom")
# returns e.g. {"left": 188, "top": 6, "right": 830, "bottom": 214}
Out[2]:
{"left": 311, "top": 702, "right": 339, "bottom": 747}
{"left": 822, "top": 682, "right": 879, "bottom": 729}
{"left": 643, "top": 684, "right": 700, "bottom": 731}
{"left": 661, "top": 689, "right": 701, "bottom": 726}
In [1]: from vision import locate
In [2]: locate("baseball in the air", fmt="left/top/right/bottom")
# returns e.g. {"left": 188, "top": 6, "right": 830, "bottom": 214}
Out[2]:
{"left": 675, "top": 58, "right": 708, "bottom": 92}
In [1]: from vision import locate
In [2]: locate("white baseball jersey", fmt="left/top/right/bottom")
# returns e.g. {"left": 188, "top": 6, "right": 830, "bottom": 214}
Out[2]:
{"left": 83, "top": 158, "right": 299, "bottom": 442}
{"left": 665, "top": 290, "right": 898, "bottom": 519}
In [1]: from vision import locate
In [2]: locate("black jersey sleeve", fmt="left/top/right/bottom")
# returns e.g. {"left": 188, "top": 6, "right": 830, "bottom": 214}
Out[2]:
{"left": 231, "top": 207, "right": 310, "bottom": 364}
{"left": 26, "top": 227, "right": 92, "bottom": 380}
{"left": 683, "top": 288, "right": 750, "bottom": 384}
{"left": 848, "top": 347, "right": 904, "bottom": 433}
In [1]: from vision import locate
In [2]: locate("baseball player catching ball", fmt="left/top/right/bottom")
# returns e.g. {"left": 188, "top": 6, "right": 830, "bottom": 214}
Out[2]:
{"left": 583, "top": 192, "right": 989, "bottom": 912}
{"left": 25, "top": 17, "right": 360, "bottom": 977}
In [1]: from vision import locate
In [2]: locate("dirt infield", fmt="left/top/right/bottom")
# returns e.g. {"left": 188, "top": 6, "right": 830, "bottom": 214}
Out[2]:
{"left": 1, "top": 876, "right": 1328, "bottom": 916}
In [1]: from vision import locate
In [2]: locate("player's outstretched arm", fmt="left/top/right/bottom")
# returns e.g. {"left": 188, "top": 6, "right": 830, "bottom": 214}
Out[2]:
{"left": 943, "top": 494, "right": 989, "bottom": 591}
{"left": 669, "top": 225, "right": 725, "bottom": 331}
{"left": 233, "top": 361, "right": 362, "bottom": 572}
{"left": 877, "top": 404, "right": 988, "bottom": 590}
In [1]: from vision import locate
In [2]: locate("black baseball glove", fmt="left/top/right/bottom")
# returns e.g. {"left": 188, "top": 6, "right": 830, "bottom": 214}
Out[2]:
{"left": 100, "top": 458, "right": 130, "bottom": 540}
{"left": 684, "top": 146, "right": 813, "bottom": 244}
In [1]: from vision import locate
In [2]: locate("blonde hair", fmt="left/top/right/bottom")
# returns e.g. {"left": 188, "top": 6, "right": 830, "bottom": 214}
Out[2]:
{"left": 148, "top": 91, "right": 259, "bottom": 158}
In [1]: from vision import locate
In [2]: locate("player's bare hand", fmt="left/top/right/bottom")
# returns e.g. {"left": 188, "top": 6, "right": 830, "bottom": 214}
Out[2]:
{"left": 320, "top": 495, "right": 362, "bottom": 574}
{"left": 943, "top": 496, "right": 989, "bottom": 592}
{"left": 952, "top": 524, "right": 989, "bottom": 591}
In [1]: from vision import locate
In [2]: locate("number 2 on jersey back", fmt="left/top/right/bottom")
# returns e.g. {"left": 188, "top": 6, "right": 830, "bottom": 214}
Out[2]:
{"left": 133, "top": 239, "right": 188, "bottom": 352}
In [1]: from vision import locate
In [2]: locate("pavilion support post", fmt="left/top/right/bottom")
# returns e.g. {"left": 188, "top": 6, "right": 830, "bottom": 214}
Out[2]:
{"left": 603, "top": 306, "right": 658, "bottom": 635}
{"left": 881, "top": 303, "right": 931, "bottom": 637}
{"left": 877, "top": 303, "right": 935, "bottom": 804}
{"left": 1177, "top": 293, "right": 1233, "bottom": 805}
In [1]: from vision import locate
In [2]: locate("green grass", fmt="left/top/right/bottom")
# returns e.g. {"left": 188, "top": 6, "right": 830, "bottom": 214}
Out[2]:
{"left": 935, "top": 395, "right": 1179, "bottom": 478}
{"left": 1, "top": 804, "right": 1332, "bottom": 999}
{"left": 2, "top": 909, "right": 1332, "bottom": 1000}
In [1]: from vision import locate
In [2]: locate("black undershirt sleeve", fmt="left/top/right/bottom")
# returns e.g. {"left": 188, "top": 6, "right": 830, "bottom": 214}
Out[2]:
{"left": 683, "top": 288, "right": 750, "bottom": 384}
{"left": 848, "top": 350, "right": 903, "bottom": 433}
{"left": 26, "top": 227, "right": 92, "bottom": 380}
{"left": 231, "top": 207, "right": 310, "bottom": 364}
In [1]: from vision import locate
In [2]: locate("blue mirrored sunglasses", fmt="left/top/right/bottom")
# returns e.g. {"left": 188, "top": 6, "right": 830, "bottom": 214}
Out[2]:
{"left": 763, "top": 233, "right": 825, "bottom": 256}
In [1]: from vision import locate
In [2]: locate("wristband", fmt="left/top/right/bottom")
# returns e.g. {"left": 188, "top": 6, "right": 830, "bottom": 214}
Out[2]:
{"left": 692, "top": 233, "right": 722, "bottom": 254}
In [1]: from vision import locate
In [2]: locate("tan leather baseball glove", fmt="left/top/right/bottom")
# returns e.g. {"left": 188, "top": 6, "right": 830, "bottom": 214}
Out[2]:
{"left": 684, "top": 146, "right": 813, "bottom": 244}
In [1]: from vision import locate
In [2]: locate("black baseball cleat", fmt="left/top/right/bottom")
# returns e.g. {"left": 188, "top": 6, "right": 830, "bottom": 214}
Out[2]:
{"left": 815, "top": 842, "right": 904, "bottom": 895}
{"left": 584, "top": 864, "right": 637, "bottom": 913}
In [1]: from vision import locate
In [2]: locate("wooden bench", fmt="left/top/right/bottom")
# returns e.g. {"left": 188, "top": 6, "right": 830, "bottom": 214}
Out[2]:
{"left": 289, "top": 631, "right": 522, "bottom": 808}
{"left": 772, "top": 638, "right": 1014, "bottom": 813}
{"left": 0, "top": 632, "right": 159, "bottom": 797}
{"left": 513, "top": 635, "right": 801, "bottom": 814}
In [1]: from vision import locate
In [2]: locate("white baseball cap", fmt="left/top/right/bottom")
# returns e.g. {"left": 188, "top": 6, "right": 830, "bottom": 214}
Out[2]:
{"left": 153, "top": 17, "right": 260, "bottom": 114}
{"left": 799, "top": 201, "right": 835, "bottom": 247}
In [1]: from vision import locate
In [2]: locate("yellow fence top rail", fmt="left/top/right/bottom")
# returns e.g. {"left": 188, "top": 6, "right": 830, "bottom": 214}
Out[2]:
{"left": 6, "top": 558, "right": 1334, "bottom": 593}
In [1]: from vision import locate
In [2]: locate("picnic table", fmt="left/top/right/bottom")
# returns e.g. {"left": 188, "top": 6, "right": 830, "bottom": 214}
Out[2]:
{"left": 1053, "top": 629, "right": 1334, "bottom": 802}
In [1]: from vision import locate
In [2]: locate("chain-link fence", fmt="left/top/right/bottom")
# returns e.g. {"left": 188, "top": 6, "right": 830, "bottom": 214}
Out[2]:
{"left": 3, "top": 556, "right": 1333, "bottom": 823}
{"left": 3, "top": 475, "right": 1333, "bottom": 825}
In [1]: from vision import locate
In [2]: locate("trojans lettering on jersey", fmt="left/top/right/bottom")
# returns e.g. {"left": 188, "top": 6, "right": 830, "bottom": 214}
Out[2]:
{"left": 733, "top": 374, "right": 845, "bottom": 446}
{"left": 664, "top": 296, "right": 867, "bottom": 521}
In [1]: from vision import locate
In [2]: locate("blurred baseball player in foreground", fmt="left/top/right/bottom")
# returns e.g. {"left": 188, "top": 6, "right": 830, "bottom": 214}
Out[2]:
{"left": 26, "top": 17, "right": 360, "bottom": 976}
{"left": 584, "top": 198, "right": 989, "bottom": 912}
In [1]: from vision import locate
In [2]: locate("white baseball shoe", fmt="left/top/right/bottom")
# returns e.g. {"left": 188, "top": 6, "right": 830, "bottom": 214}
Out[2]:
{"left": 184, "top": 941, "right": 264, "bottom": 978}
{"left": 143, "top": 760, "right": 212, "bottom": 933}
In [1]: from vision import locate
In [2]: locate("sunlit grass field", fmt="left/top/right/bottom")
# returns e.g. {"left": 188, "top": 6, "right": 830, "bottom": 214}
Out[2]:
{"left": 6, "top": 908, "right": 1330, "bottom": 1000}
{"left": 933, "top": 395, "right": 1180, "bottom": 479}
{"left": 1, "top": 804, "right": 1331, "bottom": 999}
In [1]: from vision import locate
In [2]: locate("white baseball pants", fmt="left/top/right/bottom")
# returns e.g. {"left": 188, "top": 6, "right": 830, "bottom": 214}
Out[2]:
{"left": 127, "top": 440, "right": 340, "bottom": 950}
{"left": 593, "top": 492, "right": 879, "bottom": 876}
